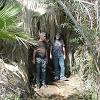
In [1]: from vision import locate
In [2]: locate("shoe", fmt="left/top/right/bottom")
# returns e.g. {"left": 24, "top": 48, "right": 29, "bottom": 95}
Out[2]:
{"left": 42, "top": 84, "right": 47, "bottom": 88}
{"left": 35, "top": 84, "right": 40, "bottom": 90}
{"left": 60, "top": 76, "right": 68, "bottom": 81}
{"left": 54, "top": 76, "right": 59, "bottom": 81}
{"left": 42, "top": 83, "right": 47, "bottom": 88}
{"left": 41, "top": 83, "right": 47, "bottom": 88}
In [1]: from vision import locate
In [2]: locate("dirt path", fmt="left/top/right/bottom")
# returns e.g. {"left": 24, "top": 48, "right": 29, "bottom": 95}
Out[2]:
{"left": 33, "top": 75, "right": 83, "bottom": 100}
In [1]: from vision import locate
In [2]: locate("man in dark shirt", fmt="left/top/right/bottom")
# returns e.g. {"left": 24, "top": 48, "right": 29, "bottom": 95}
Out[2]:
{"left": 32, "top": 32, "right": 48, "bottom": 89}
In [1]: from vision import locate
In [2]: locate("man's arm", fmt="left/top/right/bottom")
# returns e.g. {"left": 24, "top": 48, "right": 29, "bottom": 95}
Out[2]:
{"left": 50, "top": 45, "right": 52, "bottom": 59}
{"left": 63, "top": 46, "right": 66, "bottom": 59}
{"left": 32, "top": 49, "right": 36, "bottom": 64}
{"left": 62, "top": 40, "right": 66, "bottom": 59}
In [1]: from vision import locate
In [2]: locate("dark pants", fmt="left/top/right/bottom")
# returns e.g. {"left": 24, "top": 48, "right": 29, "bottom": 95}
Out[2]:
{"left": 35, "top": 57, "right": 46, "bottom": 85}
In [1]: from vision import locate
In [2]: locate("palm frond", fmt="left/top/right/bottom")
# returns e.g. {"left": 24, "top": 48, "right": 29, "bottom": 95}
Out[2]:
{"left": 0, "top": 0, "right": 7, "bottom": 10}
{"left": 0, "top": 0, "right": 22, "bottom": 29}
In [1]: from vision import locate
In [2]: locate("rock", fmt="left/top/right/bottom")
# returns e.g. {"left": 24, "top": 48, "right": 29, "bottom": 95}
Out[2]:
{"left": 0, "top": 59, "right": 30, "bottom": 100}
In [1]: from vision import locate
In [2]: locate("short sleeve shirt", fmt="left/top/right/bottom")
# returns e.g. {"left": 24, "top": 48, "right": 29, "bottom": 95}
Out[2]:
{"left": 36, "top": 41, "right": 47, "bottom": 58}
{"left": 52, "top": 39, "right": 64, "bottom": 55}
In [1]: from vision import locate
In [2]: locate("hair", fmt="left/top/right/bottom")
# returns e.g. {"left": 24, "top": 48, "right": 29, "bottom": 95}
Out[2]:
{"left": 39, "top": 32, "right": 46, "bottom": 35}
{"left": 54, "top": 33, "right": 62, "bottom": 40}
{"left": 56, "top": 32, "right": 60, "bottom": 35}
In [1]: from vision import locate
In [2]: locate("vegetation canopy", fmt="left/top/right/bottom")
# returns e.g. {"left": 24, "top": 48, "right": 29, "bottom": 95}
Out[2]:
{"left": 0, "top": 0, "right": 100, "bottom": 100}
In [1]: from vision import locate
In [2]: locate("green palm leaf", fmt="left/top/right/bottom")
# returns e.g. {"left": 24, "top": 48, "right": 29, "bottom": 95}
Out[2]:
{"left": 0, "top": 0, "right": 22, "bottom": 29}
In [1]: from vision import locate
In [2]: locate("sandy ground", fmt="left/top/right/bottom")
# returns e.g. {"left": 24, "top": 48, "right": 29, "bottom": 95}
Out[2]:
{"left": 33, "top": 75, "right": 83, "bottom": 100}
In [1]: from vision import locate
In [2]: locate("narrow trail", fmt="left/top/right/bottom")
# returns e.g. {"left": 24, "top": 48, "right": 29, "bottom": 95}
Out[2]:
{"left": 33, "top": 75, "right": 83, "bottom": 100}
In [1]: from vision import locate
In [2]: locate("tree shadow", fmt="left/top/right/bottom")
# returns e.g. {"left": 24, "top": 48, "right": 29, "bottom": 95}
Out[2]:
{"left": 46, "top": 94, "right": 66, "bottom": 100}
{"left": 47, "top": 94, "right": 83, "bottom": 100}
{"left": 34, "top": 94, "right": 83, "bottom": 100}
{"left": 34, "top": 94, "right": 66, "bottom": 100}
{"left": 66, "top": 94, "right": 83, "bottom": 100}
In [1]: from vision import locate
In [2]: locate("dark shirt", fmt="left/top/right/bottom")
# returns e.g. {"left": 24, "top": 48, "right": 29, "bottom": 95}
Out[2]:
{"left": 52, "top": 39, "right": 64, "bottom": 55}
{"left": 36, "top": 41, "right": 47, "bottom": 58}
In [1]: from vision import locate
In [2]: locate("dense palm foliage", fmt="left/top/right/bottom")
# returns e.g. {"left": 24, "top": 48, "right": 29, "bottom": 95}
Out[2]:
{"left": 0, "top": 0, "right": 100, "bottom": 99}
{"left": 0, "top": 0, "right": 21, "bottom": 38}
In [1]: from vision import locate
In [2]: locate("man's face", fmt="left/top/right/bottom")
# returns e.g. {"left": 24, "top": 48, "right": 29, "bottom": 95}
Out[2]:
{"left": 56, "top": 34, "right": 60, "bottom": 40}
{"left": 39, "top": 33, "right": 46, "bottom": 41}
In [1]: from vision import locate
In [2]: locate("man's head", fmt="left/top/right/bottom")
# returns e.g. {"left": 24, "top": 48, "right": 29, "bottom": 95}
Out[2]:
{"left": 55, "top": 33, "right": 60, "bottom": 40}
{"left": 39, "top": 32, "right": 46, "bottom": 41}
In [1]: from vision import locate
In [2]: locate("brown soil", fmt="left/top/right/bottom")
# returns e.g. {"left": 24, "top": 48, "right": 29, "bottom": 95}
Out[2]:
{"left": 33, "top": 75, "right": 83, "bottom": 100}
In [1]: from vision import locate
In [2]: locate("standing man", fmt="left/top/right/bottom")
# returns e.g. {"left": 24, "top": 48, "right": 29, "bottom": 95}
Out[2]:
{"left": 32, "top": 32, "right": 48, "bottom": 89}
{"left": 50, "top": 33, "right": 67, "bottom": 81}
